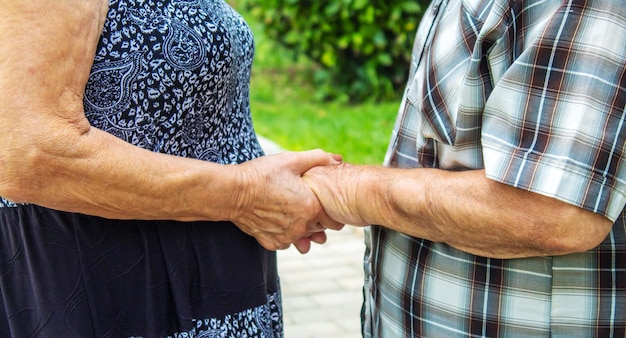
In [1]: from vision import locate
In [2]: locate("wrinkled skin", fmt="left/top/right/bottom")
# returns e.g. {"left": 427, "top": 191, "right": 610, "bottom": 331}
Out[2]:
{"left": 0, "top": 0, "right": 342, "bottom": 254}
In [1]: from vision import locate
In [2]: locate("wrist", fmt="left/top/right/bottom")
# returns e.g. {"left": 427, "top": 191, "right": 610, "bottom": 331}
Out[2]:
{"left": 221, "top": 162, "right": 257, "bottom": 223}
{"left": 174, "top": 162, "right": 248, "bottom": 222}
{"left": 354, "top": 166, "right": 392, "bottom": 226}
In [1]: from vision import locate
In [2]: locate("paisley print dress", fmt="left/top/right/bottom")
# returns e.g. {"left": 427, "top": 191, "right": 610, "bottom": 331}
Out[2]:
{"left": 0, "top": 0, "right": 283, "bottom": 336}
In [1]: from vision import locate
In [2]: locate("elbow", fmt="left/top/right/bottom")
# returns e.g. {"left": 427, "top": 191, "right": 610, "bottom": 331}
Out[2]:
{"left": 534, "top": 212, "right": 613, "bottom": 256}
{"left": 0, "top": 178, "right": 29, "bottom": 205}
{"left": 0, "top": 181, "right": 30, "bottom": 205}
{"left": 0, "top": 142, "right": 58, "bottom": 205}
{"left": 0, "top": 170, "right": 31, "bottom": 204}
{"left": 0, "top": 111, "right": 92, "bottom": 205}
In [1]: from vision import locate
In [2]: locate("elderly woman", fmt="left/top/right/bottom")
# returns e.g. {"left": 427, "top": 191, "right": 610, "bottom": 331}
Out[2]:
{"left": 0, "top": 1, "right": 342, "bottom": 336}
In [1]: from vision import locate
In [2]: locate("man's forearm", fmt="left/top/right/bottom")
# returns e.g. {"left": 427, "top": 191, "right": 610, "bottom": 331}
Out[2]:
{"left": 373, "top": 168, "right": 610, "bottom": 257}
{"left": 306, "top": 165, "right": 613, "bottom": 258}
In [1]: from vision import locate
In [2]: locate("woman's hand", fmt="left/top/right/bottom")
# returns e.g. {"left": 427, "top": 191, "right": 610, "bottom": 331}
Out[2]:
{"left": 229, "top": 150, "right": 345, "bottom": 253}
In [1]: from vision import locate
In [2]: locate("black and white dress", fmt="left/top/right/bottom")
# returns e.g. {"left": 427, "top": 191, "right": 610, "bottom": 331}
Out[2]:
{"left": 0, "top": 0, "right": 283, "bottom": 336}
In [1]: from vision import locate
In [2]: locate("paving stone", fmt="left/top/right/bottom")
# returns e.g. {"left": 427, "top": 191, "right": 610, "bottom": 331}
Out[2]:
{"left": 283, "top": 321, "right": 344, "bottom": 338}
{"left": 260, "top": 137, "right": 365, "bottom": 337}
{"left": 278, "top": 228, "right": 365, "bottom": 337}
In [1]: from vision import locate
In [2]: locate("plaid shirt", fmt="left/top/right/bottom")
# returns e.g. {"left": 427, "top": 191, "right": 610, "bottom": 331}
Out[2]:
{"left": 363, "top": 0, "right": 626, "bottom": 337}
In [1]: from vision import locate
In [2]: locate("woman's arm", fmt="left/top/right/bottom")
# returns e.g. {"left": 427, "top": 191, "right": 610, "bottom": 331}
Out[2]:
{"left": 0, "top": 1, "right": 342, "bottom": 252}
{"left": 304, "top": 164, "right": 613, "bottom": 258}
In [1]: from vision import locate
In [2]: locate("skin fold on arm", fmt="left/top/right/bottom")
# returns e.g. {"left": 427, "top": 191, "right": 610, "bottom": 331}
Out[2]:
{"left": 303, "top": 163, "right": 613, "bottom": 259}
{"left": 0, "top": 1, "right": 342, "bottom": 253}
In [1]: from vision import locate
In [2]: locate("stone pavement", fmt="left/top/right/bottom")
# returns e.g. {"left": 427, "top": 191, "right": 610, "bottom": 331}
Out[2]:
{"left": 278, "top": 228, "right": 365, "bottom": 338}
{"left": 257, "top": 136, "right": 366, "bottom": 337}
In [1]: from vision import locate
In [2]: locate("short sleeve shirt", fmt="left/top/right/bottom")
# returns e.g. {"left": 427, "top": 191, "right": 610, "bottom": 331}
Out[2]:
{"left": 363, "top": 0, "right": 626, "bottom": 336}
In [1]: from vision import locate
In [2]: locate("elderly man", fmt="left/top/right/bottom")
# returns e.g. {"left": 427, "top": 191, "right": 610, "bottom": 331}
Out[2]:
{"left": 304, "top": 0, "right": 625, "bottom": 336}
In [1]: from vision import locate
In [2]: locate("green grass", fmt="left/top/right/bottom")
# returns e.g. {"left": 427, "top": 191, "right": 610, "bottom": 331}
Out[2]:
{"left": 237, "top": 4, "right": 401, "bottom": 165}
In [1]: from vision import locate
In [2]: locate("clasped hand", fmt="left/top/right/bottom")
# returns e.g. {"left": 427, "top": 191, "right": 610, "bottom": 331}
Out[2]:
{"left": 229, "top": 150, "right": 345, "bottom": 254}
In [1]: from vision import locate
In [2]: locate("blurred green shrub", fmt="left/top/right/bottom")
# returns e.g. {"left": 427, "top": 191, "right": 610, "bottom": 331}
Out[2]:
{"left": 243, "top": 0, "right": 430, "bottom": 102}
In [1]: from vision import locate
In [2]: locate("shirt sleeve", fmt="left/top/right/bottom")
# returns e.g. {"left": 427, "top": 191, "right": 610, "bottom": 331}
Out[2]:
{"left": 481, "top": 1, "right": 626, "bottom": 221}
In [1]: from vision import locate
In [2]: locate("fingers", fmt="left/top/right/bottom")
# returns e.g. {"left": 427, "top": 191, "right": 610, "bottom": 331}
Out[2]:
{"left": 293, "top": 231, "right": 329, "bottom": 254}
{"left": 266, "top": 228, "right": 330, "bottom": 255}
{"left": 259, "top": 227, "right": 335, "bottom": 255}
{"left": 308, "top": 231, "right": 327, "bottom": 244}
{"left": 237, "top": 149, "right": 345, "bottom": 254}
{"left": 279, "top": 149, "right": 342, "bottom": 174}
{"left": 256, "top": 231, "right": 318, "bottom": 253}
{"left": 294, "top": 238, "right": 312, "bottom": 254}
{"left": 318, "top": 213, "right": 345, "bottom": 231}
{"left": 330, "top": 153, "right": 343, "bottom": 163}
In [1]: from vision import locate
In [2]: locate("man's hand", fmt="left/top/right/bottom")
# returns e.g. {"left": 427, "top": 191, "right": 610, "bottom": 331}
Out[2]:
{"left": 230, "top": 150, "right": 345, "bottom": 253}
{"left": 303, "top": 162, "right": 371, "bottom": 227}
